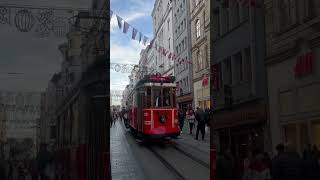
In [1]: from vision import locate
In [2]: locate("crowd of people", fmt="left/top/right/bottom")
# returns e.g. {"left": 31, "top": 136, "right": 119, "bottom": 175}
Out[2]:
{"left": 178, "top": 107, "right": 210, "bottom": 141}
{"left": 216, "top": 143, "right": 320, "bottom": 180}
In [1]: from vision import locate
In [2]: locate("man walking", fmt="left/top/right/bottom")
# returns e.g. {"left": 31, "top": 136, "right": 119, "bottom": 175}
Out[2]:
{"left": 37, "top": 144, "right": 52, "bottom": 180}
{"left": 271, "top": 143, "right": 303, "bottom": 180}
{"left": 178, "top": 109, "right": 185, "bottom": 133}
{"left": 195, "top": 108, "right": 206, "bottom": 140}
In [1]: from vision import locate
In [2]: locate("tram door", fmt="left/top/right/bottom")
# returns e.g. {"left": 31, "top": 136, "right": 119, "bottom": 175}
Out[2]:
{"left": 137, "top": 88, "right": 143, "bottom": 132}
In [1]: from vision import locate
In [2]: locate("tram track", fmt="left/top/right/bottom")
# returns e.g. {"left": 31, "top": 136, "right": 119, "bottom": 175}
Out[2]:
{"left": 171, "top": 143, "right": 210, "bottom": 169}
{"left": 148, "top": 146, "right": 187, "bottom": 180}
{"left": 147, "top": 140, "right": 210, "bottom": 180}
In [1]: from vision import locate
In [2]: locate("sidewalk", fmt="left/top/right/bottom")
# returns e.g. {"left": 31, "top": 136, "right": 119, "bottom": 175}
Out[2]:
{"left": 110, "top": 119, "right": 147, "bottom": 180}
{"left": 171, "top": 122, "right": 210, "bottom": 166}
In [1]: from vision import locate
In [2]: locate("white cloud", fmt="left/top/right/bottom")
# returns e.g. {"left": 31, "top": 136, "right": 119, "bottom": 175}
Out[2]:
{"left": 110, "top": 40, "right": 145, "bottom": 64}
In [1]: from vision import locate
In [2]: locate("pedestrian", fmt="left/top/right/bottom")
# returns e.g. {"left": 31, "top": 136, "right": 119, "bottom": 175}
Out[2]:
{"left": 243, "top": 151, "right": 253, "bottom": 180}
{"left": 186, "top": 109, "right": 196, "bottom": 135}
{"left": 217, "top": 151, "right": 233, "bottom": 180}
{"left": 195, "top": 108, "right": 206, "bottom": 140}
{"left": 248, "top": 150, "right": 271, "bottom": 180}
{"left": 37, "top": 144, "right": 51, "bottom": 180}
{"left": 29, "top": 158, "right": 38, "bottom": 180}
{"left": 178, "top": 109, "right": 185, "bottom": 133}
{"left": 204, "top": 108, "right": 210, "bottom": 134}
{"left": 303, "top": 144, "right": 320, "bottom": 180}
{"left": 312, "top": 145, "right": 320, "bottom": 163}
{"left": 0, "top": 153, "right": 6, "bottom": 180}
{"left": 271, "top": 143, "right": 303, "bottom": 180}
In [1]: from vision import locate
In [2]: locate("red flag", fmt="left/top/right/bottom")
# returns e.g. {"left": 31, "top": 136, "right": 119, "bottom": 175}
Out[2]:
{"left": 149, "top": 39, "right": 154, "bottom": 48}
{"left": 162, "top": 48, "right": 168, "bottom": 56}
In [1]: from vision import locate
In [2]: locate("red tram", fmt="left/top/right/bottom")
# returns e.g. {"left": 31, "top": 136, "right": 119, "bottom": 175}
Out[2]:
{"left": 126, "top": 74, "right": 180, "bottom": 139}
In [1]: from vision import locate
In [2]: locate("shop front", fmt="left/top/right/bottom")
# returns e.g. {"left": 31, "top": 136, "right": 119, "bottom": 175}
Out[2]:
{"left": 212, "top": 101, "right": 267, "bottom": 180}
{"left": 267, "top": 47, "right": 320, "bottom": 154}
{"left": 176, "top": 93, "right": 193, "bottom": 110}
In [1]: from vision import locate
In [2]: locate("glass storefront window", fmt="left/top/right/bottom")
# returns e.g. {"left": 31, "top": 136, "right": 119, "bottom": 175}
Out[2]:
{"left": 299, "top": 123, "right": 309, "bottom": 153}
{"left": 283, "top": 124, "right": 297, "bottom": 152}
{"left": 312, "top": 122, "right": 320, "bottom": 149}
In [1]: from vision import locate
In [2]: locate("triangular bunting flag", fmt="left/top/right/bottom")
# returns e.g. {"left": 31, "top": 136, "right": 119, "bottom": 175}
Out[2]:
{"left": 110, "top": 10, "right": 113, "bottom": 20}
{"left": 123, "top": 21, "right": 129, "bottom": 33}
{"left": 149, "top": 39, "right": 154, "bottom": 48}
{"left": 139, "top": 32, "right": 143, "bottom": 42}
{"left": 163, "top": 48, "right": 168, "bottom": 56}
{"left": 132, "top": 28, "right": 138, "bottom": 40}
{"left": 116, "top": 15, "right": 123, "bottom": 29}
{"left": 143, "top": 36, "right": 148, "bottom": 45}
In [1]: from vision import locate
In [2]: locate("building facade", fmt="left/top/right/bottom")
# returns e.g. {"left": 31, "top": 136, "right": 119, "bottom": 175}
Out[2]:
{"left": 190, "top": 0, "right": 210, "bottom": 109}
{"left": 173, "top": 0, "right": 193, "bottom": 109}
{"left": 264, "top": 0, "right": 320, "bottom": 154}
{"left": 0, "top": 111, "right": 7, "bottom": 144}
{"left": 210, "top": 0, "right": 268, "bottom": 160}
{"left": 151, "top": 0, "right": 175, "bottom": 76}
{"left": 0, "top": 91, "right": 41, "bottom": 156}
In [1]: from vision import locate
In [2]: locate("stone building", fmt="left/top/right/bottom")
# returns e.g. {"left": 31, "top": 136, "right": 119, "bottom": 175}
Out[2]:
{"left": 151, "top": 0, "right": 175, "bottom": 76}
{"left": 0, "top": 111, "right": 6, "bottom": 143}
{"left": 0, "top": 91, "right": 41, "bottom": 155}
{"left": 173, "top": 0, "right": 193, "bottom": 109}
{"left": 210, "top": 0, "right": 268, "bottom": 158}
{"left": 190, "top": 0, "right": 210, "bottom": 109}
{"left": 264, "top": 0, "right": 320, "bottom": 154}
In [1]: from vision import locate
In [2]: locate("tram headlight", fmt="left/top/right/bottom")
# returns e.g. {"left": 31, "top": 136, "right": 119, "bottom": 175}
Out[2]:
{"left": 159, "top": 115, "right": 167, "bottom": 124}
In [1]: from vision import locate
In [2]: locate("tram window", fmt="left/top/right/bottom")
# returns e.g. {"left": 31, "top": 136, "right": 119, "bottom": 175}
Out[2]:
{"left": 144, "top": 87, "right": 152, "bottom": 108}
{"left": 172, "top": 88, "right": 176, "bottom": 106}
{"left": 153, "top": 88, "right": 161, "bottom": 107}
{"left": 163, "top": 88, "right": 171, "bottom": 107}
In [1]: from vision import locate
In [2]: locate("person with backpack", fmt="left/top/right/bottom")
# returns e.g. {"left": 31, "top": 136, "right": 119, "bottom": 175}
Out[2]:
{"left": 195, "top": 108, "right": 206, "bottom": 140}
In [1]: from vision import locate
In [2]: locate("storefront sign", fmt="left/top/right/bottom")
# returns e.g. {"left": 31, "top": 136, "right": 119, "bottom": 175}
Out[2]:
{"left": 294, "top": 51, "right": 315, "bottom": 78}
{"left": 202, "top": 74, "right": 209, "bottom": 87}
{"left": 212, "top": 103, "right": 266, "bottom": 129}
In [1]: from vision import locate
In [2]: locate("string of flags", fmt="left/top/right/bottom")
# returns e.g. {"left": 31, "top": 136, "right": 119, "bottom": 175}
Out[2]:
{"left": 110, "top": 10, "right": 193, "bottom": 65}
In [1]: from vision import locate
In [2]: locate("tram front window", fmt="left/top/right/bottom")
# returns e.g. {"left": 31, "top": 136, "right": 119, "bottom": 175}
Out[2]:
{"left": 153, "top": 88, "right": 161, "bottom": 107}
{"left": 163, "top": 88, "right": 171, "bottom": 106}
{"left": 152, "top": 87, "right": 173, "bottom": 107}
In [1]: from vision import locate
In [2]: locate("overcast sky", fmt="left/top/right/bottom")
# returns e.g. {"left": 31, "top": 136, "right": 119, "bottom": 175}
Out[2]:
{"left": 110, "top": 0, "right": 154, "bottom": 105}
{"left": 0, "top": 0, "right": 90, "bottom": 93}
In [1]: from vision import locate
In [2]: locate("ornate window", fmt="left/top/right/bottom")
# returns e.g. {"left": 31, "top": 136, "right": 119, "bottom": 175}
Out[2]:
{"left": 279, "top": 0, "right": 297, "bottom": 30}
{"left": 197, "top": 50, "right": 203, "bottom": 71}
{"left": 196, "top": 19, "right": 201, "bottom": 38}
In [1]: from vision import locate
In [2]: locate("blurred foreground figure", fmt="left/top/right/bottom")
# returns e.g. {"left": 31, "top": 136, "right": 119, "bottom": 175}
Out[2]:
{"left": 271, "top": 143, "right": 303, "bottom": 180}
{"left": 37, "top": 144, "right": 53, "bottom": 180}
